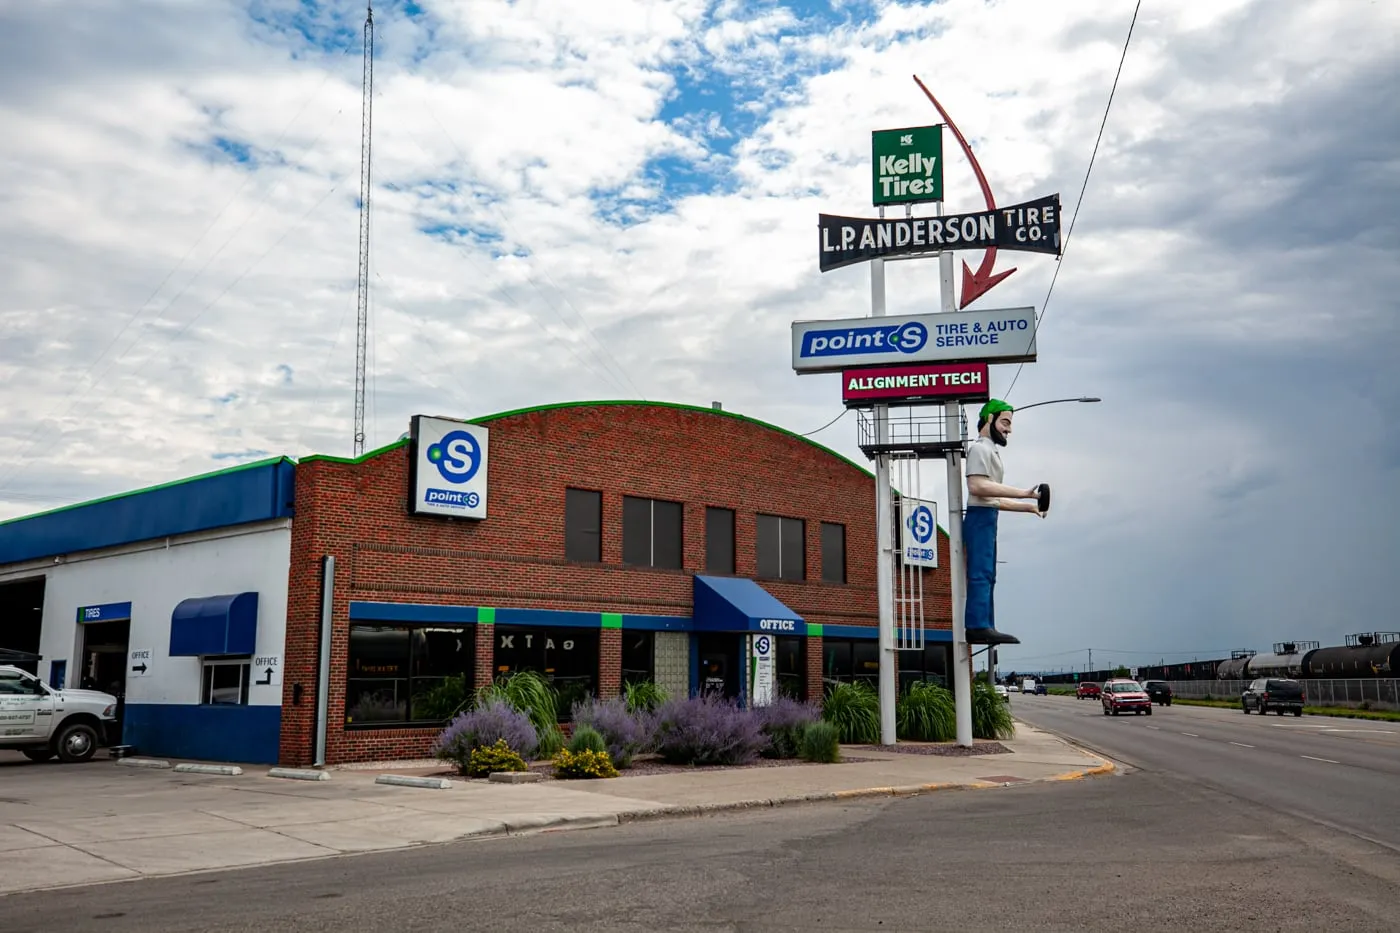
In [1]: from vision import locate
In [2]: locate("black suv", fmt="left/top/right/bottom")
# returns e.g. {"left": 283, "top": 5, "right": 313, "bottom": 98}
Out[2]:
{"left": 1143, "top": 680, "right": 1173, "bottom": 706}
{"left": 1242, "top": 678, "right": 1304, "bottom": 717}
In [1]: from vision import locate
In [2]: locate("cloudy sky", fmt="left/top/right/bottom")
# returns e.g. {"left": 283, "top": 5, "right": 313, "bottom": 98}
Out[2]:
{"left": 2, "top": 0, "right": 1397, "bottom": 669}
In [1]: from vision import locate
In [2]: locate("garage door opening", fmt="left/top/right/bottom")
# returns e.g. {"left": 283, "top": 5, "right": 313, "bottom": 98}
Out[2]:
{"left": 0, "top": 577, "right": 45, "bottom": 674}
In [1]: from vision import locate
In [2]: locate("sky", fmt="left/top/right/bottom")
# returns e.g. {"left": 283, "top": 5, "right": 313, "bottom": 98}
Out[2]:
{"left": 1, "top": 0, "right": 1397, "bottom": 671}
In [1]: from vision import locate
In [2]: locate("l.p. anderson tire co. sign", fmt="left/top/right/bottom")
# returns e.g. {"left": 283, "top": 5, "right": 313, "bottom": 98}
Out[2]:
{"left": 818, "top": 194, "right": 1062, "bottom": 273}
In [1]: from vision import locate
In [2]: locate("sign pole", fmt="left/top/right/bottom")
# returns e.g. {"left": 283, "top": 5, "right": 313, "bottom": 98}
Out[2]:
{"left": 872, "top": 212, "right": 897, "bottom": 747}
{"left": 938, "top": 205, "right": 974, "bottom": 748}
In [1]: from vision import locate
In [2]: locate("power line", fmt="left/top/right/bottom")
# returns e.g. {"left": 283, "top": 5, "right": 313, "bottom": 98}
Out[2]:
{"left": 799, "top": 409, "right": 849, "bottom": 437}
{"left": 1005, "top": 0, "right": 1142, "bottom": 400}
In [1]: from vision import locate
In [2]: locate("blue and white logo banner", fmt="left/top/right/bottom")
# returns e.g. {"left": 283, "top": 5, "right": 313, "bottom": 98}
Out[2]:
{"left": 790, "top": 307, "right": 1037, "bottom": 373}
{"left": 900, "top": 497, "right": 939, "bottom": 568}
{"left": 410, "top": 415, "right": 489, "bottom": 520}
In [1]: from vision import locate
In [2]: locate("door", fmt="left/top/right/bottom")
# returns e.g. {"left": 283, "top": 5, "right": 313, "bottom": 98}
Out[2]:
{"left": 0, "top": 667, "right": 56, "bottom": 741}
{"left": 81, "top": 620, "right": 130, "bottom": 743}
{"left": 697, "top": 633, "right": 741, "bottom": 699}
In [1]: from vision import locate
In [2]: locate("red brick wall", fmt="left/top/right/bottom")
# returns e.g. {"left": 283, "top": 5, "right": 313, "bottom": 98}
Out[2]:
{"left": 280, "top": 403, "right": 951, "bottom": 766}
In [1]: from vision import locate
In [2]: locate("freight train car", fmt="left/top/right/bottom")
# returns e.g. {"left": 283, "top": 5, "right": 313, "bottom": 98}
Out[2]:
{"left": 1302, "top": 633, "right": 1399, "bottom": 678}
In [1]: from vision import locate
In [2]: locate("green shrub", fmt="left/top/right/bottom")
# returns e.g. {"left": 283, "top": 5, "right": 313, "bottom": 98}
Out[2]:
{"left": 623, "top": 680, "right": 669, "bottom": 714}
{"left": 897, "top": 682, "right": 956, "bottom": 742}
{"left": 821, "top": 681, "right": 881, "bottom": 744}
{"left": 412, "top": 674, "right": 473, "bottom": 722}
{"left": 553, "top": 748, "right": 618, "bottom": 779}
{"left": 466, "top": 739, "right": 528, "bottom": 778}
{"left": 476, "top": 670, "right": 560, "bottom": 737}
{"left": 799, "top": 721, "right": 842, "bottom": 763}
{"left": 972, "top": 683, "right": 1015, "bottom": 740}
{"left": 568, "top": 724, "right": 608, "bottom": 755}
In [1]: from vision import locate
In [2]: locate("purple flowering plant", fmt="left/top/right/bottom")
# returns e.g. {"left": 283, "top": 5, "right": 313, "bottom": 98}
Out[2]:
{"left": 434, "top": 697, "right": 539, "bottom": 772}
{"left": 571, "top": 696, "right": 654, "bottom": 768}
{"left": 652, "top": 694, "right": 768, "bottom": 766}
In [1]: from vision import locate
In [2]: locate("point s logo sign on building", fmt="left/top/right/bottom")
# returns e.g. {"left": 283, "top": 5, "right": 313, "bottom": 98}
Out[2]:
{"left": 409, "top": 414, "right": 489, "bottom": 520}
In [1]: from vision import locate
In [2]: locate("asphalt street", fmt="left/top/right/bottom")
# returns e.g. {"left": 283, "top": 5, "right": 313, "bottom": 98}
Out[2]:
{"left": 1008, "top": 693, "right": 1400, "bottom": 851}
{"left": 3, "top": 770, "right": 1399, "bottom": 932}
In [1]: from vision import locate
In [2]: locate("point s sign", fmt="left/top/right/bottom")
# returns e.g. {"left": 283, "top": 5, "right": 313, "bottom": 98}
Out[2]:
{"left": 409, "top": 414, "right": 489, "bottom": 520}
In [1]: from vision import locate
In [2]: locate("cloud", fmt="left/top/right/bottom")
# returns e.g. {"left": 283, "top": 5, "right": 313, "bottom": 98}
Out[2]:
{"left": 1, "top": 0, "right": 1397, "bottom": 667}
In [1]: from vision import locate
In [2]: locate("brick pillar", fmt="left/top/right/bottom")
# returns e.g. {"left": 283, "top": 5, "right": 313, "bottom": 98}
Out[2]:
{"left": 475, "top": 623, "right": 495, "bottom": 690}
{"left": 600, "top": 627, "right": 622, "bottom": 697}
{"left": 806, "top": 636, "right": 824, "bottom": 705}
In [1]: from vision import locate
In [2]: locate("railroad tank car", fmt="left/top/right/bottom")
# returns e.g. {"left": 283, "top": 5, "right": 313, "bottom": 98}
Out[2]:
{"left": 1214, "top": 656, "right": 1253, "bottom": 680}
{"left": 1241, "top": 651, "right": 1309, "bottom": 679}
{"left": 1303, "top": 642, "right": 1400, "bottom": 678}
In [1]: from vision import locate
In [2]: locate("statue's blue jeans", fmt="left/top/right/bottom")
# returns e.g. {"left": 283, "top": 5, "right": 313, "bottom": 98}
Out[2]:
{"left": 963, "top": 506, "right": 998, "bottom": 633}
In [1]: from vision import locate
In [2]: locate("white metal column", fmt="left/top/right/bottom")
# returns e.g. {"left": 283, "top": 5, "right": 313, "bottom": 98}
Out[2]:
{"left": 872, "top": 228, "right": 897, "bottom": 745}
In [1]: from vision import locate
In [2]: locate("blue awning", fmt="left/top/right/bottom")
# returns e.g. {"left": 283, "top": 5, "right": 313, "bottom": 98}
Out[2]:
{"left": 693, "top": 575, "right": 805, "bottom": 635}
{"left": 169, "top": 592, "right": 259, "bottom": 656}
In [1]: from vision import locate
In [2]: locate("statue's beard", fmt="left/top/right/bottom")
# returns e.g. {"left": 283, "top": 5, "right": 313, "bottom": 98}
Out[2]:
{"left": 990, "top": 423, "right": 1009, "bottom": 447}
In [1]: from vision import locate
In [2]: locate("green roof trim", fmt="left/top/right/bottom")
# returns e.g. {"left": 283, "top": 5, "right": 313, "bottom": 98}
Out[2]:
{"left": 0, "top": 455, "right": 295, "bottom": 529}
{"left": 298, "top": 437, "right": 409, "bottom": 466}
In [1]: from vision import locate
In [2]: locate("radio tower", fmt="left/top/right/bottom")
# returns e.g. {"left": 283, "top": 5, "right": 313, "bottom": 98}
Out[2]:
{"left": 352, "top": 3, "right": 375, "bottom": 456}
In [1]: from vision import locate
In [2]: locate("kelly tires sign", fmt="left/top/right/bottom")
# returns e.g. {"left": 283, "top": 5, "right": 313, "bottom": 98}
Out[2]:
{"left": 818, "top": 194, "right": 1061, "bottom": 272}
{"left": 409, "top": 415, "right": 490, "bottom": 520}
{"left": 872, "top": 125, "right": 943, "bottom": 206}
{"left": 791, "top": 307, "right": 1037, "bottom": 373}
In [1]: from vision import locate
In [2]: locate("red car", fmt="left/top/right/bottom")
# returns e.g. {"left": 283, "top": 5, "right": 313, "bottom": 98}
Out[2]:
{"left": 1101, "top": 679, "right": 1152, "bottom": 716}
{"left": 1076, "top": 682, "right": 1101, "bottom": 699}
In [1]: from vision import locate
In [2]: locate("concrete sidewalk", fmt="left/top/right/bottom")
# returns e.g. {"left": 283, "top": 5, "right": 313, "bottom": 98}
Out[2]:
{"left": 0, "top": 721, "right": 1110, "bottom": 896}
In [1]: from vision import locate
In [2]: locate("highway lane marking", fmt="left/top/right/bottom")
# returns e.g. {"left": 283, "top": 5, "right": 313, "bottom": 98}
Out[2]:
{"left": 1181, "top": 733, "right": 1199, "bottom": 737}
{"left": 1300, "top": 755, "right": 1340, "bottom": 764}
{"left": 1145, "top": 725, "right": 1160, "bottom": 730}
{"left": 1230, "top": 742, "right": 1255, "bottom": 748}
{"left": 1320, "top": 728, "right": 1396, "bottom": 734}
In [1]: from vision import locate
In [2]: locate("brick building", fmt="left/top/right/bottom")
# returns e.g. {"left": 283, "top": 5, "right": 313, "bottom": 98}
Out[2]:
{"left": 0, "top": 400, "right": 951, "bottom": 767}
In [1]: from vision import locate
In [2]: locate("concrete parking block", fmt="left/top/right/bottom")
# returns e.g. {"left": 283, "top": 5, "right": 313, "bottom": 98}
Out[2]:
{"left": 81, "top": 828, "right": 336, "bottom": 876}
{"left": 0, "top": 843, "right": 138, "bottom": 894}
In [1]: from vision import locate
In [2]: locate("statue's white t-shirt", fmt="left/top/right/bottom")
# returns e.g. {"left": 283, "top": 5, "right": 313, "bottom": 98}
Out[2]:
{"left": 965, "top": 436, "right": 1004, "bottom": 508}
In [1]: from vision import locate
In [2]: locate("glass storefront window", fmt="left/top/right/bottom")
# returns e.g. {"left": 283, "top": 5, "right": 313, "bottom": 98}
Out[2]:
{"left": 346, "top": 624, "right": 474, "bottom": 727}
{"left": 776, "top": 636, "right": 804, "bottom": 699}
{"left": 621, "top": 631, "right": 654, "bottom": 686}
{"left": 493, "top": 626, "right": 599, "bottom": 721}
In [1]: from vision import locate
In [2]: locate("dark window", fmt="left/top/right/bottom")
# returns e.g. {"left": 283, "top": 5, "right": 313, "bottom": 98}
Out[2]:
{"left": 494, "top": 626, "right": 599, "bottom": 721}
{"left": 822, "top": 639, "right": 852, "bottom": 688}
{"left": 756, "top": 514, "right": 805, "bottom": 581}
{"left": 820, "top": 522, "right": 846, "bottom": 583}
{"left": 899, "top": 643, "right": 951, "bottom": 692}
{"left": 776, "top": 636, "right": 804, "bottom": 700}
{"left": 622, "top": 496, "right": 683, "bottom": 569}
{"left": 202, "top": 660, "right": 250, "bottom": 705}
{"left": 822, "top": 637, "right": 880, "bottom": 691}
{"left": 346, "top": 624, "right": 475, "bottom": 727}
{"left": 565, "top": 488, "right": 602, "bottom": 562}
{"left": 705, "top": 507, "right": 735, "bottom": 574}
{"left": 853, "top": 640, "right": 879, "bottom": 687}
{"left": 621, "top": 631, "right": 654, "bottom": 686}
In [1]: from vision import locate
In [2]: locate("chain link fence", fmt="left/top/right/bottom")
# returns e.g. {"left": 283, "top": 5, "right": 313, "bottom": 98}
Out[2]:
{"left": 1166, "top": 679, "right": 1400, "bottom": 711}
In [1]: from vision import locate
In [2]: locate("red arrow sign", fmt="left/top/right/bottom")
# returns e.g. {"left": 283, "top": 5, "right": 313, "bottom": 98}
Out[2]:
{"left": 912, "top": 76, "right": 1016, "bottom": 308}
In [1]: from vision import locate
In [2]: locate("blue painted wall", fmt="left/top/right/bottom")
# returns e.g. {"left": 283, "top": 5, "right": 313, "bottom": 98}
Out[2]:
{"left": 122, "top": 704, "right": 281, "bottom": 765}
{"left": 0, "top": 458, "right": 296, "bottom": 566}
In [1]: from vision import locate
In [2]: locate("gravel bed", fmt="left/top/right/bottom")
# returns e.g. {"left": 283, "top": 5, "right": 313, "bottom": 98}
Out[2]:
{"left": 853, "top": 741, "right": 1011, "bottom": 757}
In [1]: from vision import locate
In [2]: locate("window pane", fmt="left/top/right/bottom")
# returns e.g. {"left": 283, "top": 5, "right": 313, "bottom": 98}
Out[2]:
{"left": 779, "top": 517, "right": 806, "bottom": 580}
{"left": 494, "top": 626, "right": 599, "bottom": 722}
{"left": 408, "top": 626, "right": 475, "bottom": 722}
{"left": 756, "top": 514, "right": 781, "bottom": 579}
{"left": 823, "top": 639, "right": 852, "bottom": 686}
{"left": 652, "top": 500, "right": 683, "bottom": 569}
{"left": 621, "top": 631, "right": 654, "bottom": 685}
{"left": 853, "top": 640, "right": 879, "bottom": 686}
{"left": 621, "top": 495, "right": 651, "bottom": 566}
{"left": 776, "top": 636, "right": 804, "bottom": 700}
{"left": 821, "top": 522, "right": 845, "bottom": 583}
{"left": 705, "top": 507, "right": 735, "bottom": 574}
{"left": 565, "top": 489, "right": 602, "bottom": 562}
{"left": 346, "top": 626, "right": 409, "bottom": 725}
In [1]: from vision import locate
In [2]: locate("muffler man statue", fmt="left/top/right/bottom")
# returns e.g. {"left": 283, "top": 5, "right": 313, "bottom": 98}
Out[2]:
{"left": 963, "top": 399, "right": 1049, "bottom": 646}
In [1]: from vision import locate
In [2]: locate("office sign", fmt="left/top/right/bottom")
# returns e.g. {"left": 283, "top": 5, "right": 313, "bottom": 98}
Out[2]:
{"left": 128, "top": 647, "right": 153, "bottom": 677}
{"left": 818, "top": 194, "right": 1061, "bottom": 272}
{"left": 408, "top": 415, "right": 489, "bottom": 520}
{"left": 872, "top": 125, "right": 943, "bottom": 206}
{"left": 791, "top": 308, "right": 1037, "bottom": 374}
{"left": 842, "top": 362, "right": 990, "bottom": 407}
{"left": 900, "top": 498, "right": 939, "bottom": 568}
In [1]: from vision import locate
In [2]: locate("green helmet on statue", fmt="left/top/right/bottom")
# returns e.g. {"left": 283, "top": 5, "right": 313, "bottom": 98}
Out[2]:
{"left": 976, "top": 398, "right": 1014, "bottom": 430}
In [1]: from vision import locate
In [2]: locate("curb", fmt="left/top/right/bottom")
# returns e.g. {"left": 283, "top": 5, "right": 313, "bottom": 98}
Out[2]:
{"left": 1048, "top": 759, "right": 1117, "bottom": 781}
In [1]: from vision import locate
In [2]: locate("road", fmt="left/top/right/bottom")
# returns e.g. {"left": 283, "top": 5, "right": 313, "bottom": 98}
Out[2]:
{"left": 1009, "top": 693, "right": 1400, "bottom": 851}
{"left": 2, "top": 770, "right": 1399, "bottom": 931}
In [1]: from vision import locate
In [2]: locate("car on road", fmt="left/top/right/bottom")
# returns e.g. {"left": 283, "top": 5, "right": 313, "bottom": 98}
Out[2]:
{"left": 1241, "top": 677, "right": 1305, "bottom": 717}
{"left": 1101, "top": 679, "right": 1152, "bottom": 716}
{"left": 994, "top": 684, "right": 1009, "bottom": 703}
{"left": 1034, "top": 683, "right": 1048, "bottom": 696}
{"left": 1142, "top": 680, "right": 1173, "bottom": 706}
{"left": 0, "top": 664, "right": 119, "bottom": 763}
{"left": 1076, "top": 682, "right": 1101, "bottom": 699}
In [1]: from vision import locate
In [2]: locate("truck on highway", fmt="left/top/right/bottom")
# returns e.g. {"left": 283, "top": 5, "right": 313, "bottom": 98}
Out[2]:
{"left": 1022, "top": 678, "right": 1037, "bottom": 695}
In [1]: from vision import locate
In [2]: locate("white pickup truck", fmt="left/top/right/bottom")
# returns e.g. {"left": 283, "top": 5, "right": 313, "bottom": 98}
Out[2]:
{"left": 0, "top": 664, "right": 119, "bottom": 763}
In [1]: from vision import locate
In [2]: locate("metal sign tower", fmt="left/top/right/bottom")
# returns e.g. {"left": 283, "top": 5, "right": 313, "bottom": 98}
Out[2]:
{"left": 353, "top": 4, "right": 375, "bottom": 456}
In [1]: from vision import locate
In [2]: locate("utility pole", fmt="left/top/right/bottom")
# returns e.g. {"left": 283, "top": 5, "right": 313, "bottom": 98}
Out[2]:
{"left": 352, "top": 3, "right": 375, "bottom": 456}
{"left": 1088, "top": 648, "right": 1092, "bottom": 673}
